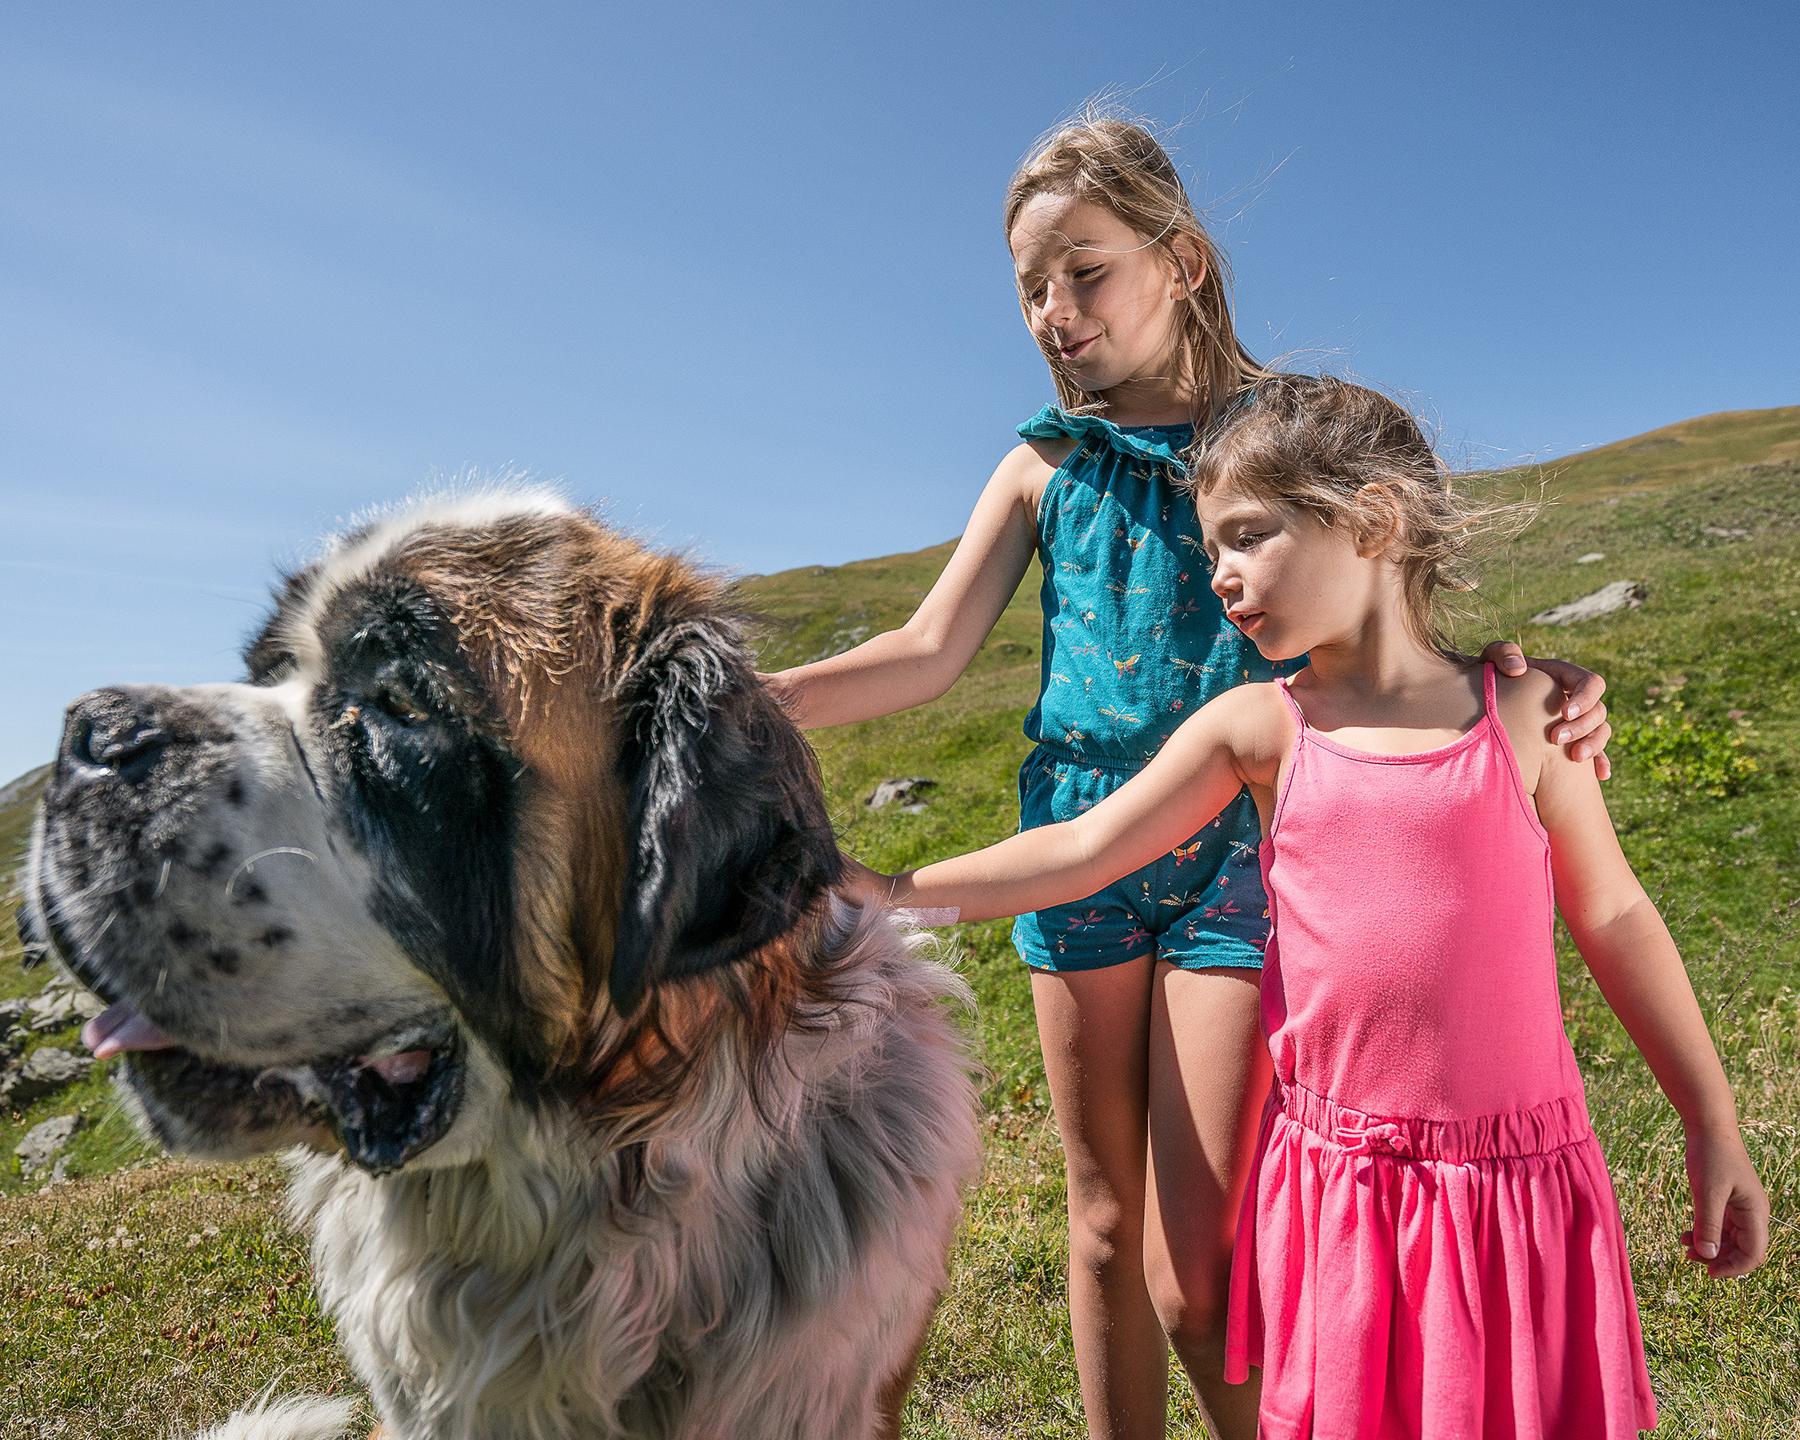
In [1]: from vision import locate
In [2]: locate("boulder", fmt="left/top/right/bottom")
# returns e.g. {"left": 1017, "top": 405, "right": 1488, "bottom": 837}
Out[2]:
{"left": 866, "top": 777, "right": 936, "bottom": 813}
{"left": 1530, "top": 581, "right": 1647, "bottom": 627}
{"left": 2, "top": 1046, "right": 93, "bottom": 1107}
{"left": 16, "top": 1114, "right": 80, "bottom": 1176}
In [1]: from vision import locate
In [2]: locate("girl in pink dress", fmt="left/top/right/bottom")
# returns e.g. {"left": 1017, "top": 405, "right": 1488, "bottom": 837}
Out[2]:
{"left": 858, "top": 374, "right": 1770, "bottom": 1437}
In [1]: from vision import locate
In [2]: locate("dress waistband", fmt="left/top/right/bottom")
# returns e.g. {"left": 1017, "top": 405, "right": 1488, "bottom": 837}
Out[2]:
{"left": 1273, "top": 1077, "right": 1594, "bottom": 1163}
{"left": 1028, "top": 739, "right": 1148, "bottom": 773}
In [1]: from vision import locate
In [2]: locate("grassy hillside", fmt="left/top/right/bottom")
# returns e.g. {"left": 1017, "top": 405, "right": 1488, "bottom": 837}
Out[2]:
{"left": 2, "top": 406, "right": 1796, "bottom": 1437}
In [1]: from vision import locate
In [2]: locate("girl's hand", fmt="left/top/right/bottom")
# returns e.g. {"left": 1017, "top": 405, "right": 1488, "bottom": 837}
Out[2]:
{"left": 1480, "top": 642, "right": 1613, "bottom": 779}
{"left": 840, "top": 856, "right": 897, "bottom": 909}
{"left": 1681, "top": 1127, "right": 1771, "bottom": 1279}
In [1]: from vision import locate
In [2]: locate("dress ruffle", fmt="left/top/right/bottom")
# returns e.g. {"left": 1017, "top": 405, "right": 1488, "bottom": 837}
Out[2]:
{"left": 1227, "top": 1082, "right": 1659, "bottom": 1439}
{"left": 1016, "top": 404, "right": 1192, "bottom": 467}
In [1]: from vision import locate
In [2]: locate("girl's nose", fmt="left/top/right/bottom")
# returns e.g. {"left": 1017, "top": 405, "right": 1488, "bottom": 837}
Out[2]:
{"left": 1040, "top": 279, "right": 1078, "bottom": 330}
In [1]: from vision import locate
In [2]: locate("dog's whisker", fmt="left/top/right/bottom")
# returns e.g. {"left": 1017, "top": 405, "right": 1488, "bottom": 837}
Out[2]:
{"left": 225, "top": 847, "right": 320, "bottom": 901}
{"left": 152, "top": 858, "right": 173, "bottom": 900}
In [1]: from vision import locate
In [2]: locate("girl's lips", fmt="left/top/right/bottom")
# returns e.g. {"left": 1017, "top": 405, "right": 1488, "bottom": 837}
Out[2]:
{"left": 1058, "top": 336, "right": 1097, "bottom": 361}
{"left": 1230, "top": 610, "right": 1265, "bottom": 636}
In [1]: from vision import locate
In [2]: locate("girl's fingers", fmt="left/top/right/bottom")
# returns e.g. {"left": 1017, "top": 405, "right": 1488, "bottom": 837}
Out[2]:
{"left": 1552, "top": 703, "right": 1608, "bottom": 747}
{"left": 1685, "top": 1187, "right": 1771, "bottom": 1278}
{"left": 1690, "top": 1189, "right": 1725, "bottom": 1262}
{"left": 1718, "top": 1192, "right": 1772, "bottom": 1277}
{"left": 1498, "top": 652, "right": 1609, "bottom": 720}
{"left": 1561, "top": 665, "right": 1608, "bottom": 719}
{"left": 1478, "top": 640, "right": 1529, "bottom": 675}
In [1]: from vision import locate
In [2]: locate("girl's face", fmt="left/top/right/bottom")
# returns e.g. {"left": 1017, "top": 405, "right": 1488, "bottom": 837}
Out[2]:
{"left": 1195, "top": 482, "right": 1388, "bottom": 661}
{"left": 1008, "top": 194, "right": 1190, "bottom": 395}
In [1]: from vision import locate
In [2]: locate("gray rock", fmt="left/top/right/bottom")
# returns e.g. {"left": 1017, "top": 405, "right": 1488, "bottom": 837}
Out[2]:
{"left": 3, "top": 1046, "right": 93, "bottom": 1107}
{"left": 1530, "top": 581, "right": 1647, "bottom": 627}
{"left": 16, "top": 1114, "right": 80, "bottom": 1176}
{"left": 26, "top": 988, "right": 87, "bottom": 1033}
{"left": 866, "top": 777, "right": 936, "bottom": 811}
{"left": 1575, "top": 552, "right": 1606, "bottom": 564}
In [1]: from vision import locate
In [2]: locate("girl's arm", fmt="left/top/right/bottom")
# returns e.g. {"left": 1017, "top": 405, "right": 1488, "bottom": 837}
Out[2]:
{"left": 762, "top": 443, "right": 1055, "bottom": 730}
{"left": 1533, "top": 740, "right": 1770, "bottom": 1278}
{"left": 875, "top": 684, "right": 1272, "bottom": 923}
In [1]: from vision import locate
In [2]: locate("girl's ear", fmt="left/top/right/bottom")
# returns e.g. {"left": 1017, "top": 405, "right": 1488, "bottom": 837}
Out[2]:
{"left": 1169, "top": 238, "right": 1208, "bottom": 297}
{"left": 1351, "top": 483, "right": 1405, "bottom": 558}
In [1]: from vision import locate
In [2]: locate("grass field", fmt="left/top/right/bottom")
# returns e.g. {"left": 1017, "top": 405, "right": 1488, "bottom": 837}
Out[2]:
{"left": 2, "top": 406, "right": 1796, "bottom": 1437}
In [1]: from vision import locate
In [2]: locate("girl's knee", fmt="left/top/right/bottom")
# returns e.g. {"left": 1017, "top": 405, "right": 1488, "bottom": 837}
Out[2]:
{"left": 1066, "top": 1196, "right": 1145, "bottom": 1283}
{"left": 1143, "top": 1237, "right": 1232, "bottom": 1346}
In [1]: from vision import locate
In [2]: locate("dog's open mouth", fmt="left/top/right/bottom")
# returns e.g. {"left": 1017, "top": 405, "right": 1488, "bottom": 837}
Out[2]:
{"left": 83, "top": 1002, "right": 466, "bottom": 1177}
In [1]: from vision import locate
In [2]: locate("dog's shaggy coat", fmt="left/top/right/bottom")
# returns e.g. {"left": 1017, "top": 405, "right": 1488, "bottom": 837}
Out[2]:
{"left": 20, "top": 493, "right": 981, "bottom": 1440}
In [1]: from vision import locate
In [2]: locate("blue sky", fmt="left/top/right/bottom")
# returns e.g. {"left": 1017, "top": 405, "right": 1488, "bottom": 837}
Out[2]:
{"left": 3, "top": 2, "right": 1796, "bottom": 781}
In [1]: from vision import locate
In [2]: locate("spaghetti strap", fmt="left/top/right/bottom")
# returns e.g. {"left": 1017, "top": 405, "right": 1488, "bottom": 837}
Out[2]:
{"left": 1276, "top": 673, "right": 1308, "bottom": 729}
{"left": 1481, "top": 659, "right": 1500, "bottom": 720}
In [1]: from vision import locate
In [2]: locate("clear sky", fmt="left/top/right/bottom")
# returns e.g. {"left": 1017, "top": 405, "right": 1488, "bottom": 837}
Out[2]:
{"left": 3, "top": 2, "right": 1796, "bottom": 781}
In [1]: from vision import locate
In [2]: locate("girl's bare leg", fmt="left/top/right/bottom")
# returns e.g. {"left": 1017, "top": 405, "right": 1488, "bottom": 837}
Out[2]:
{"left": 1143, "top": 963, "right": 1270, "bottom": 1440}
{"left": 1031, "top": 957, "right": 1166, "bottom": 1440}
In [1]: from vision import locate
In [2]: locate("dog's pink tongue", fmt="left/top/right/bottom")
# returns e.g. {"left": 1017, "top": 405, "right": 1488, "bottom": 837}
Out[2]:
{"left": 82, "top": 1001, "right": 178, "bottom": 1060}
{"left": 365, "top": 1050, "right": 431, "bottom": 1084}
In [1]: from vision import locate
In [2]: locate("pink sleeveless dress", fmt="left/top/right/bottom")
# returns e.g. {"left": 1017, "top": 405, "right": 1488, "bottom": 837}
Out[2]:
{"left": 1224, "top": 663, "right": 1658, "bottom": 1438}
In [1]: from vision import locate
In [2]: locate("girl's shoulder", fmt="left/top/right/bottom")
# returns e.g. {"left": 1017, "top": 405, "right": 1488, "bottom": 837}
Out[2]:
{"left": 1015, "top": 404, "right": 1193, "bottom": 471}
{"left": 1489, "top": 663, "right": 1565, "bottom": 793}
{"left": 1199, "top": 679, "right": 1298, "bottom": 791}
{"left": 992, "top": 437, "right": 1074, "bottom": 515}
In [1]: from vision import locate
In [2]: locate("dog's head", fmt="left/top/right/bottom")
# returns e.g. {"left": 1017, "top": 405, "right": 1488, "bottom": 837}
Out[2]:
{"left": 18, "top": 493, "right": 841, "bottom": 1174}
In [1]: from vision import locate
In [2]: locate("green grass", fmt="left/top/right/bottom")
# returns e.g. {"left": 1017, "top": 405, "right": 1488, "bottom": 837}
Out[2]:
{"left": 2, "top": 405, "right": 1797, "bottom": 1437}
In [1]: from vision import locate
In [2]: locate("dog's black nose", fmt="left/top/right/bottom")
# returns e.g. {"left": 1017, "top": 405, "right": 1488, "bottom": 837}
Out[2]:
{"left": 62, "top": 690, "right": 171, "bottom": 787}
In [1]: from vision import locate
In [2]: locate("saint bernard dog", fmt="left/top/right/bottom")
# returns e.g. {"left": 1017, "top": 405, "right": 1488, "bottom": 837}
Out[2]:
{"left": 18, "top": 492, "right": 982, "bottom": 1440}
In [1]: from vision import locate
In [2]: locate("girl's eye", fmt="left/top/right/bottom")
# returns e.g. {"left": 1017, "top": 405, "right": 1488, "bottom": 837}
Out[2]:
{"left": 1074, "top": 266, "right": 1103, "bottom": 281}
{"left": 1235, "top": 532, "right": 1266, "bottom": 550}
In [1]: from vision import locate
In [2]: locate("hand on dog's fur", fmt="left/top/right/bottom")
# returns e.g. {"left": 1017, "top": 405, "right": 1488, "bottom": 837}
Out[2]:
{"left": 841, "top": 855, "right": 897, "bottom": 908}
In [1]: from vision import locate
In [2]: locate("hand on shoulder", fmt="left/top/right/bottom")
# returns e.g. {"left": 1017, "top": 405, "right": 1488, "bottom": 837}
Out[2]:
{"left": 1491, "top": 663, "right": 1568, "bottom": 795}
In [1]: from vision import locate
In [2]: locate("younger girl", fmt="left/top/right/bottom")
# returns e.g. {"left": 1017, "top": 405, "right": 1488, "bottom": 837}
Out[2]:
{"left": 766, "top": 116, "right": 1613, "bottom": 1439}
{"left": 858, "top": 375, "right": 1770, "bottom": 1437}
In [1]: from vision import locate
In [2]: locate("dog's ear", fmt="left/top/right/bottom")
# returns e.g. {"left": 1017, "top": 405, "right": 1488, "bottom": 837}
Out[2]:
{"left": 606, "top": 618, "right": 841, "bottom": 1015}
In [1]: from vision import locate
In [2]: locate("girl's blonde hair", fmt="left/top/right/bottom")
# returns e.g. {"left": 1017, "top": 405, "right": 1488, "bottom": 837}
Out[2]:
{"left": 1004, "top": 112, "right": 1269, "bottom": 428}
{"left": 1187, "top": 374, "right": 1536, "bottom": 654}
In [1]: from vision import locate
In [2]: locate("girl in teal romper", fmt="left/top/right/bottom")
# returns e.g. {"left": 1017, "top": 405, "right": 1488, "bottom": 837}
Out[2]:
{"left": 1013, "top": 406, "right": 1296, "bottom": 973}
{"left": 766, "top": 115, "right": 1612, "bottom": 1440}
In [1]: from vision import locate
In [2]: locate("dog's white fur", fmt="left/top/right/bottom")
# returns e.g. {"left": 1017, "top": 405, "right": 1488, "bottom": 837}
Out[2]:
{"left": 279, "top": 900, "right": 975, "bottom": 1440}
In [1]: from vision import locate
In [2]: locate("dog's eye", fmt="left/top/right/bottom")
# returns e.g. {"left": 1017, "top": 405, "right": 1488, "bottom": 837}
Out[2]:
{"left": 373, "top": 681, "right": 432, "bottom": 727}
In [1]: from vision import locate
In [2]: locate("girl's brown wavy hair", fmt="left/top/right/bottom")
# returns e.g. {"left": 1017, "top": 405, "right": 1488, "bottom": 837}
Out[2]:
{"left": 1187, "top": 374, "right": 1539, "bottom": 655}
{"left": 1004, "top": 111, "right": 1270, "bottom": 429}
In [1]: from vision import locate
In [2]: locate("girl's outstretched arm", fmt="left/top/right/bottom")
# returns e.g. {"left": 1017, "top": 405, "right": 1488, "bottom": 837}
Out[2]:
{"left": 761, "top": 443, "right": 1057, "bottom": 730}
{"left": 870, "top": 684, "right": 1274, "bottom": 924}
{"left": 1533, "top": 737, "right": 1770, "bottom": 1278}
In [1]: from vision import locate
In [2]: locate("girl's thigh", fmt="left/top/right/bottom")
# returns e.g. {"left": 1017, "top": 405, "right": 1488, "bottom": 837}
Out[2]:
{"left": 1030, "top": 956, "right": 1158, "bottom": 1223}
{"left": 1143, "top": 964, "right": 1271, "bottom": 1303}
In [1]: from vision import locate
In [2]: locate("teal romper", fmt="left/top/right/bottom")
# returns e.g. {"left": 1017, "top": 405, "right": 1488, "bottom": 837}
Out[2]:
{"left": 1013, "top": 405, "right": 1300, "bottom": 972}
